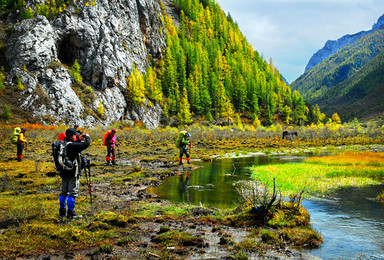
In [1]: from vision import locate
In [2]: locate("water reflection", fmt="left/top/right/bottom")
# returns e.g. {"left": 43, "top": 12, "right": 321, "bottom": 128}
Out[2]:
{"left": 147, "top": 154, "right": 384, "bottom": 259}
{"left": 148, "top": 155, "right": 306, "bottom": 208}
{"left": 178, "top": 172, "right": 190, "bottom": 203}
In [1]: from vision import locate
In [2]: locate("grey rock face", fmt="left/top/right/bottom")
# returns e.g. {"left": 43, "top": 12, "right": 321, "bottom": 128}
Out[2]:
{"left": 305, "top": 13, "right": 384, "bottom": 72}
{"left": 5, "top": 0, "right": 166, "bottom": 128}
{"left": 6, "top": 16, "right": 57, "bottom": 70}
{"left": 128, "top": 100, "right": 162, "bottom": 130}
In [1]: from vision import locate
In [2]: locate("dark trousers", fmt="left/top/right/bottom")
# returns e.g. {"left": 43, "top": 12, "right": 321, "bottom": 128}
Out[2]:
{"left": 179, "top": 146, "right": 189, "bottom": 158}
{"left": 17, "top": 143, "right": 24, "bottom": 155}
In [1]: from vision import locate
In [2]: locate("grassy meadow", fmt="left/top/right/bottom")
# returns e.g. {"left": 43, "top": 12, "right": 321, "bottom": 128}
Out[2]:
{"left": 251, "top": 151, "right": 384, "bottom": 197}
{"left": 0, "top": 121, "right": 383, "bottom": 258}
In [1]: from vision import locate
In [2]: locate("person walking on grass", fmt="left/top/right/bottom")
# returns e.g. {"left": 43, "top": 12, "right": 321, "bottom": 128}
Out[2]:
{"left": 17, "top": 128, "right": 28, "bottom": 162}
{"left": 59, "top": 128, "right": 91, "bottom": 219}
{"left": 104, "top": 129, "right": 118, "bottom": 165}
{"left": 178, "top": 132, "right": 192, "bottom": 165}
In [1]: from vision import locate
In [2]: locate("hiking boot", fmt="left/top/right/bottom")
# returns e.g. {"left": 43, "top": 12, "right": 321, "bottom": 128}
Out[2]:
{"left": 112, "top": 161, "right": 117, "bottom": 165}
{"left": 106, "top": 161, "right": 110, "bottom": 165}
{"left": 179, "top": 161, "right": 183, "bottom": 165}
{"left": 59, "top": 208, "right": 66, "bottom": 217}
{"left": 67, "top": 210, "right": 82, "bottom": 219}
{"left": 187, "top": 161, "right": 191, "bottom": 164}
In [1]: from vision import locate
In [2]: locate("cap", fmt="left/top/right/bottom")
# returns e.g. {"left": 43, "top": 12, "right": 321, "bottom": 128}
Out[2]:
{"left": 21, "top": 128, "right": 28, "bottom": 131}
{"left": 74, "top": 124, "right": 79, "bottom": 128}
{"left": 111, "top": 129, "right": 116, "bottom": 133}
{"left": 66, "top": 128, "right": 78, "bottom": 137}
{"left": 186, "top": 132, "right": 190, "bottom": 137}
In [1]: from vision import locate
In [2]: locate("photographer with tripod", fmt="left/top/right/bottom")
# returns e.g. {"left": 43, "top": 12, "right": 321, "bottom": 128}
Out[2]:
{"left": 57, "top": 128, "right": 91, "bottom": 219}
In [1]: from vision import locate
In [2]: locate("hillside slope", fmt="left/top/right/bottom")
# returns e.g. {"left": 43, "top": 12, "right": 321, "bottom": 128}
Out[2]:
{"left": 291, "top": 29, "right": 384, "bottom": 121}
{"left": 318, "top": 50, "right": 384, "bottom": 121}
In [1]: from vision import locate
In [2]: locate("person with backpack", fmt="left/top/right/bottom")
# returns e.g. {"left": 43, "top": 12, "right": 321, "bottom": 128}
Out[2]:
{"left": 178, "top": 132, "right": 192, "bottom": 165}
{"left": 16, "top": 128, "right": 28, "bottom": 162}
{"left": 58, "top": 128, "right": 91, "bottom": 219}
{"left": 104, "top": 129, "right": 118, "bottom": 165}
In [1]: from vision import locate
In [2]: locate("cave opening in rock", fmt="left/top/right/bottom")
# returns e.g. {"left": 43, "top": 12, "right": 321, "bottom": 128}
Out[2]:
{"left": 58, "top": 35, "right": 79, "bottom": 65}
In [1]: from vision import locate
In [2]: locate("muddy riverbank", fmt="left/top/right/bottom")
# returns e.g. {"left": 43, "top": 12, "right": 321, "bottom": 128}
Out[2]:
{"left": 1, "top": 138, "right": 382, "bottom": 259}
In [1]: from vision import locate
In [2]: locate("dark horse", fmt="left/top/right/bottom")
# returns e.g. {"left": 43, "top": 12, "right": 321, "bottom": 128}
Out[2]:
{"left": 282, "top": 131, "right": 298, "bottom": 140}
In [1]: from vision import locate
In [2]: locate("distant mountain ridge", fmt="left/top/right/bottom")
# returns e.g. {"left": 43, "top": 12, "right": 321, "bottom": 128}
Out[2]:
{"left": 291, "top": 12, "right": 384, "bottom": 122}
{"left": 305, "top": 14, "right": 384, "bottom": 71}
{"left": 317, "top": 50, "right": 384, "bottom": 121}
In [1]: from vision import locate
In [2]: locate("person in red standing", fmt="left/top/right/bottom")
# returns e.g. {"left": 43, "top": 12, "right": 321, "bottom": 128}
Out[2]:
{"left": 58, "top": 132, "right": 66, "bottom": 141}
{"left": 17, "top": 128, "right": 28, "bottom": 162}
{"left": 105, "top": 129, "right": 118, "bottom": 165}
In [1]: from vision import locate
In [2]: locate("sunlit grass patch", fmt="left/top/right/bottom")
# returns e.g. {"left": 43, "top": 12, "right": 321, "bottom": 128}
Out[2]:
{"left": 0, "top": 193, "right": 57, "bottom": 225}
{"left": 154, "top": 229, "right": 204, "bottom": 247}
{"left": 0, "top": 221, "right": 119, "bottom": 257}
{"left": 279, "top": 227, "right": 323, "bottom": 247}
{"left": 306, "top": 151, "right": 384, "bottom": 166}
{"left": 127, "top": 201, "right": 192, "bottom": 220}
{"left": 250, "top": 152, "right": 384, "bottom": 196}
{"left": 232, "top": 238, "right": 268, "bottom": 253}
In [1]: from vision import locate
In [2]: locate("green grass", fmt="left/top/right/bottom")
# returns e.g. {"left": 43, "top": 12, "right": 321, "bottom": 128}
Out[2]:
{"left": 250, "top": 152, "right": 384, "bottom": 196}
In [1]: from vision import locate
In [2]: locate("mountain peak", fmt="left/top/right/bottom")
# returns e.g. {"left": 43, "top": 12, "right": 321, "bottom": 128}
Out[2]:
{"left": 304, "top": 13, "right": 384, "bottom": 72}
{"left": 373, "top": 14, "right": 384, "bottom": 30}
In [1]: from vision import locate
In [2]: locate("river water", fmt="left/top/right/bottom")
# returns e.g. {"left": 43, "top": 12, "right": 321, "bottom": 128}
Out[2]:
{"left": 147, "top": 155, "right": 384, "bottom": 259}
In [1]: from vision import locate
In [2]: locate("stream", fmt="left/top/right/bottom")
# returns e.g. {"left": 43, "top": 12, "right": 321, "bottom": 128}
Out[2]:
{"left": 147, "top": 155, "right": 384, "bottom": 259}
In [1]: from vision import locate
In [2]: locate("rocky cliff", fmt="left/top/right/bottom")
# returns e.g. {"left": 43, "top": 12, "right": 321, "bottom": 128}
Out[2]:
{"left": 4, "top": 0, "right": 167, "bottom": 129}
{"left": 305, "top": 14, "right": 384, "bottom": 72}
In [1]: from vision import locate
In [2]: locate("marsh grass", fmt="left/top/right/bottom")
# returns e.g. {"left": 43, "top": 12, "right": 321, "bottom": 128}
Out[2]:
{"left": 251, "top": 151, "right": 384, "bottom": 196}
{"left": 0, "top": 123, "right": 382, "bottom": 257}
{"left": 154, "top": 230, "right": 204, "bottom": 247}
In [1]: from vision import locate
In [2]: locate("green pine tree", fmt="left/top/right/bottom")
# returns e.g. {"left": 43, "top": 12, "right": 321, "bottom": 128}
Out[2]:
{"left": 2, "top": 105, "right": 11, "bottom": 120}
{"left": 178, "top": 86, "right": 193, "bottom": 124}
{"left": 70, "top": 60, "right": 83, "bottom": 83}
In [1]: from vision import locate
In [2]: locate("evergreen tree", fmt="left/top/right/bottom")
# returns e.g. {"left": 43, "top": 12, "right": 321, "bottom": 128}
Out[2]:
{"left": 216, "top": 82, "right": 233, "bottom": 122}
{"left": 205, "top": 110, "right": 213, "bottom": 122}
{"left": 2, "top": 105, "right": 11, "bottom": 120}
{"left": 292, "top": 90, "right": 307, "bottom": 125}
{"left": 313, "top": 104, "right": 326, "bottom": 124}
{"left": 178, "top": 86, "right": 193, "bottom": 124}
{"left": 127, "top": 68, "right": 146, "bottom": 107}
{"left": 145, "top": 66, "right": 163, "bottom": 102}
{"left": 70, "top": 60, "right": 83, "bottom": 83}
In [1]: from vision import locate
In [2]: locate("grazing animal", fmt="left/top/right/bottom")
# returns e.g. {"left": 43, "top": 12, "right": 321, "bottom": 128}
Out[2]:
{"left": 282, "top": 131, "right": 298, "bottom": 140}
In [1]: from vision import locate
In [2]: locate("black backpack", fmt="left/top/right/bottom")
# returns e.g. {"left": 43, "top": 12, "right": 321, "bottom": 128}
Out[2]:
{"left": 52, "top": 140, "right": 74, "bottom": 171}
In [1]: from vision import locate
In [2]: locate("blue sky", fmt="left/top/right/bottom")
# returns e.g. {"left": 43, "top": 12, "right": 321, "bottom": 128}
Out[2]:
{"left": 215, "top": 0, "right": 384, "bottom": 83}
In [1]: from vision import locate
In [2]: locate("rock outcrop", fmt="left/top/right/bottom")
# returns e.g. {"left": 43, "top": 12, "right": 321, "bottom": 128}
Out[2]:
{"left": 305, "top": 13, "right": 384, "bottom": 72}
{"left": 5, "top": 0, "right": 166, "bottom": 129}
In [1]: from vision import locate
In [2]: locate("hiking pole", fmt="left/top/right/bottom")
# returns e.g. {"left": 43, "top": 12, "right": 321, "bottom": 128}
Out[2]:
{"left": 116, "top": 143, "right": 120, "bottom": 159}
{"left": 83, "top": 158, "right": 94, "bottom": 214}
{"left": 24, "top": 142, "right": 27, "bottom": 160}
{"left": 45, "top": 160, "right": 53, "bottom": 169}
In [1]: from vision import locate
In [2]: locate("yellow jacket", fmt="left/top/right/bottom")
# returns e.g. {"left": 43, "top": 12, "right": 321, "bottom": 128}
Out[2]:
{"left": 18, "top": 132, "right": 27, "bottom": 143}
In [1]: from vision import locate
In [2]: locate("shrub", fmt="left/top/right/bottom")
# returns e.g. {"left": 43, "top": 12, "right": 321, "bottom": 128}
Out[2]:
{"left": 1, "top": 105, "right": 11, "bottom": 120}
{"left": 16, "top": 77, "right": 25, "bottom": 91}
{"left": 97, "top": 101, "right": 104, "bottom": 117}
{"left": 20, "top": 7, "right": 34, "bottom": 20}
{"left": 236, "top": 177, "right": 282, "bottom": 222}
{"left": 70, "top": 60, "right": 83, "bottom": 83}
